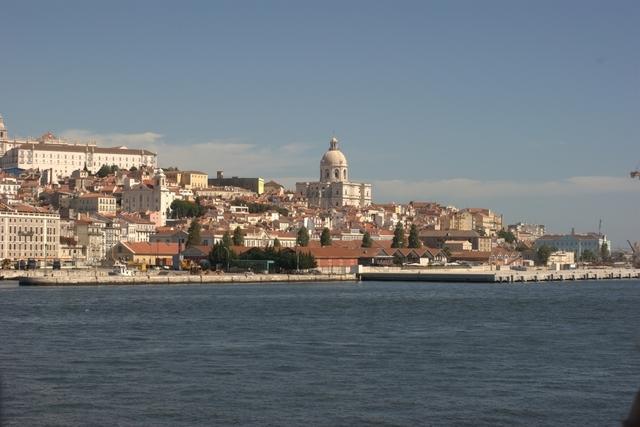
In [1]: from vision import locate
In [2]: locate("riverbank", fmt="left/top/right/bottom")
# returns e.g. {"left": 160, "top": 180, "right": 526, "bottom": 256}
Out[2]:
{"left": 17, "top": 270, "right": 357, "bottom": 286}
{"left": 358, "top": 266, "right": 640, "bottom": 283}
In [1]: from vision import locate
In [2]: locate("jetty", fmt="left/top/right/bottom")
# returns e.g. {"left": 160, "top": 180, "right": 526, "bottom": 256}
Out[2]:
{"left": 358, "top": 266, "right": 640, "bottom": 283}
{"left": 16, "top": 270, "right": 356, "bottom": 286}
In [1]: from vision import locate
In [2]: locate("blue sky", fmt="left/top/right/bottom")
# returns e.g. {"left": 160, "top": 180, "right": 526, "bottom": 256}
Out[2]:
{"left": 1, "top": 0, "right": 639, "bottom": 246}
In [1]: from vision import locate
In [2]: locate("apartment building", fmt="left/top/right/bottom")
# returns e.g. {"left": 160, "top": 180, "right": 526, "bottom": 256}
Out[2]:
{"left": 0, "top": 203, "right": 60, "bottom": 262}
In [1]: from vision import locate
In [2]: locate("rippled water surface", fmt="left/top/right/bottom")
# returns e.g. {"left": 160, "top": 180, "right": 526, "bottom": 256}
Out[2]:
{"left": 1, "top": 280, "right": 639, "bottom": 426}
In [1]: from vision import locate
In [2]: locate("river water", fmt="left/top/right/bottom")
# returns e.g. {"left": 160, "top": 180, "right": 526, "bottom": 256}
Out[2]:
{"left": 1, "top": 280, "right": 639, "bottom": 426}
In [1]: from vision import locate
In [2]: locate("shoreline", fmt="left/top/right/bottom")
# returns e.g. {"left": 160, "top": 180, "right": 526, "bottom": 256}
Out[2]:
{"left": 16, "top": 271, "right": 357, "bottom": 286}
{"left": 359, "top": 267, "right": 640, "bottom": 283}
{"left": 8, "top": 266, "right": 640, "bottom": 286}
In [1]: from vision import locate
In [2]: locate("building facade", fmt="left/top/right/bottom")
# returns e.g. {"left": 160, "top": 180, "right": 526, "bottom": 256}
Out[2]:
{"left": 296, "top": 137, "right": 372, "bottom": 209}
{"left": 0, "top": 203, "right": 60, "bottom": 262}
{"left": 121, "top": 169, "right": 175, "bottom": 226}
{"left": 72, "top": 194, "right": 117, "bottom": 215}
{"left": 208, "top": 171, "right": 264, "bottom": 195}
{"left": 0, "top": 115, "right": 157, "bottom": 178}
{"left": 534, "top": 232, "right": 610, "bottom": 259}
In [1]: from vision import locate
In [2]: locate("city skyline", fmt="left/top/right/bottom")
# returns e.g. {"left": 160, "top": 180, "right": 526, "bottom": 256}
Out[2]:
{"left": 2, "top": 0, "right": 639, "bottom": 245}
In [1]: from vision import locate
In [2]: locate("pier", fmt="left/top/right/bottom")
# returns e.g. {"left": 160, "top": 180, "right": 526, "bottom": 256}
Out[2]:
{"left": 358, "top": 266, "right": 640, "bottom": 283}
{"left": 16, "top": 270, "right": 357, "bottom": 286}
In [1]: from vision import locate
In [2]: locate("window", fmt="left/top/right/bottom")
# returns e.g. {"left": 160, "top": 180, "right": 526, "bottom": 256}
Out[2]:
{"left": 334, "top": 169, "right": 339, "bottom": 179}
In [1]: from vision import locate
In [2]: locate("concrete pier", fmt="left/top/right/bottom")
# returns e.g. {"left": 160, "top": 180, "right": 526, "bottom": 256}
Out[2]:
{"left": 17, "top": 270, "right": 357, "bottom": 286}
{"left": 358, "top": 267, "right": 640, "bottom": 283}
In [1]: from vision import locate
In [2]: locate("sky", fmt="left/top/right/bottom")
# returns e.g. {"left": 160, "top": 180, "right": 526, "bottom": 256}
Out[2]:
{"left": 1, "top": 0, "right": 639, "bottom": 246}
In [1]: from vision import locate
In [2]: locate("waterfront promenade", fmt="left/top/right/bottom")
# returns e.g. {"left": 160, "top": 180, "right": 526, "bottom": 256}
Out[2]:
{"left": 358, "top": 266, "right": 640, "bottom": 283}
{"left": 15, "top": 269, "right": 356, "bottom": 286}
{"left": 9, "top": 266, "right": 640, "bottom": 286}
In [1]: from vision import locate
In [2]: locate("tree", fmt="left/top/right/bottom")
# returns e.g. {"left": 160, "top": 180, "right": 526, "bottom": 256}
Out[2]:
{"left": 170, "top": 200, "right": 205, "bottom": 219}
{"left": 600, "top": 242, "right": 610, "bottom": 262}
{"left": 407, "top": 224, "right": 421, "bottom": 248}
{"left": 273, "top": 238, "right": 281, "bottom": 248}
{"left": 232, "top": 226, "right": 245, "bottom": 246}
{"left": 129, "top": 165, "right": 138, "bottom": 172}
{"left": 110, "top": 164, "right": 119, "bottom": 174}
{"left": 96, "top": 164, "right": 111, "bottom": 177}
{"left": 296, "top": 226, "right": 310, "bottom": 247}
{"left": 221, "top": 231, "right": 233, "bottom": 248}
{"left": 497, "top": 229, "right": 517, "bottom": 244}
{"left": 391, "top": 222, "right": 405, "bottom": 248}
{"left": 208, "top": 241, "right": 236, "bottom": 271}
{"left": 186, "top": 219, "right": 201, "bottom": 248}
{"left": 320, "top": 227, "right": 332, "bottom": 246}
{"left": 361, "top": 231, "right": 373, "bottom": 248}
{"left": 535, "top": 245, "right": 556, "bottom": 266}
{"left": 580, "top": 249, "right": 596, "bottom": 263}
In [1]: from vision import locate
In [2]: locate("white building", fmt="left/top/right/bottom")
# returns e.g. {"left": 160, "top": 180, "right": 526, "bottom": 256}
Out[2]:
{"left": 534, "top": 232, "right": 610, "bottom": 259}
{"left": 296, "top": 137, "right": 372, "bottom": 209}
{"left": 0, "top": 114, "right": 157, "bottom": 178}
{"left": 121, "top": 169, "right": 175, "bottom": 226}
{"left": 0, "top": 203, "right": 60, "bottom": 262}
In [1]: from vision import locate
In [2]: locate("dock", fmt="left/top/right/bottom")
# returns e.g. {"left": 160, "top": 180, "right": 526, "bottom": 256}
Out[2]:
{"left": 358, "top": 267, "right": 640, "bottom": 283}
{"left": 16, "top": 270, "right": 357, "bottom": 286}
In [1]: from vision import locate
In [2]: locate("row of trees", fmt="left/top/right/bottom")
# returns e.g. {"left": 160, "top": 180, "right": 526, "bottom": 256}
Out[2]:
{"left": 208, "top": 231, "right": 316, "bottom": 271}
{"left": 170, "top": 199, "right": 206, "bottom": 219}
{"left": 391, "top": 222, "right": 421, "bottom": 248}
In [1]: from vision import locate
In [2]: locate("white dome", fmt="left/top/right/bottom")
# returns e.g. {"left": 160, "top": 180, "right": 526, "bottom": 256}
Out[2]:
{"left": 321, "top": 149, "right": 348, "bottom": 167}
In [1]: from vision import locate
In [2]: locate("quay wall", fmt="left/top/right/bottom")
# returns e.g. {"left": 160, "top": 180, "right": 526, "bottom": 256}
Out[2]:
{"left": 18, "top": 271, "right": 356, "bottom": 286}
{"left": 359, "top": 267, "right": 640, "bottom": 283}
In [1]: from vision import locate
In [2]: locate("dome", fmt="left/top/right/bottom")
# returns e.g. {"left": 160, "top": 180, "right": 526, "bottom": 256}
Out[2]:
{"left": 321, "top": 149, "right": 348, "bottom": 167}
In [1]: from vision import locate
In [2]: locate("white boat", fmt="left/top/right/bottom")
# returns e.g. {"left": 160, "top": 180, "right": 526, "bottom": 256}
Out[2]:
{"left": 110, "top": 263, "right": 134, "bottom": 276}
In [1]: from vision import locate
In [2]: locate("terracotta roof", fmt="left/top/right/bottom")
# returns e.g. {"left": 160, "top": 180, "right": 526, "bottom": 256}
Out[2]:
{"left": 120, "top": 242, "right": 180, "bottom": 255}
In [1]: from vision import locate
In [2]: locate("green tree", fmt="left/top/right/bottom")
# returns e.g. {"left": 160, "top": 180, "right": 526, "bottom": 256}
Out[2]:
{"left": 170, "top": 200, "right": 205, "bottom": 219}
{"left": 232, "top": 226, "right": 245, "bottom": 246}
{"left": 186, "top": 219, "right": 201, "bottom": 248}
{"left": 208, "top": 241, "right": 236, "bottom": 271}
{"left": 391, "top": 222, "right": 405, "bottom": 248}
{"left": 361, "top": 231, "right": 373, "bottom": 248}
{"left": 96, "top": 164, "right": 111, "bottom": 177}
{"left": 535, "top": 245, "right": 556, "bottom": 266}
{"left": 110, "top": 164, "right": 119, "bottom": 174}
{"left": 407, "top": 224, "right": 421, "bottom": 248}
{"left": 320, "top": 227, "right": 332, "bottom": 246}
{"left": 273, "top": 238, "right": 281, "bottom": 248}
{"left": 580, "top": 249, "right": 596, "bottom": 263}
{"left": 600, "top": 242, "right": 610, "bottom": 262}
{"left": 221, "top": 231, "right": 233, "bottom": 248}
{"left": 497, "top": 229, "right": 517, "bottom": 244}
{"left": 129, "top": 165, "right": 138, "bottom": 172}
{"left": 296, "top": 226, "right": 310, "bottom": 247}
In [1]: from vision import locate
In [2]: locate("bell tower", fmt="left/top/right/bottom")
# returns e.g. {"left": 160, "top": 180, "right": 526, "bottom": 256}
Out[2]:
{"left": 0, "top": 114, "right": 7, "bottom": 141}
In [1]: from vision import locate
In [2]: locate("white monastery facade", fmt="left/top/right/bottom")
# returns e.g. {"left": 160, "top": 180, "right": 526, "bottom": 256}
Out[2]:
{"left": 0, "top": 114, "right": 157, "bottom": 178}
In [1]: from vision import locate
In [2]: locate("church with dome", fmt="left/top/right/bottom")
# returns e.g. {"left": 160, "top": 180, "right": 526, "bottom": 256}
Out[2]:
{"left": 296, "top": 136, "right": 372, "bottom": 209}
